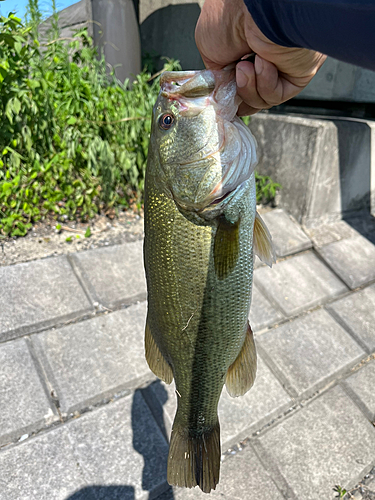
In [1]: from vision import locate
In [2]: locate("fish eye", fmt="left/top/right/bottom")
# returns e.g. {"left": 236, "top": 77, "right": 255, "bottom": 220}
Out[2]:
{"left": 159, "top": 113, "right": 174, "bottom": 130}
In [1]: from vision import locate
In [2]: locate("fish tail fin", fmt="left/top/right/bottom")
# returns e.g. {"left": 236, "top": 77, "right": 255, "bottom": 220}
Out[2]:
{"left": 167, "top": 420, "right": 221, "bottom": 494}
{"left": 225, "top": 321, "right": 257, "bottom": 397}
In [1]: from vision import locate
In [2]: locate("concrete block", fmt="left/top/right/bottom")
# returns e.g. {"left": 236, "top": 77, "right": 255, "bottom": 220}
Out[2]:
{"left": 258, "top": 386, "right": 375, "bottom": 500}
{"left": 249, "top": 114, "right": 374, "bottom": 226}
{"left": 158, "top": 442, "right": 285, "bottom": 499}
{"left": 91, "top": 0, "right": 141, "bottom": 82}
{"left": 70, "top": 241, "right": 146, "bottom": 308}
{"left": 67, "top": 392, "right": 169, "bottom": 500}
{"left": 342, "top": 360, "right": 375, "bottom": 423}
{"left": 0, "top": 256, "right": 92, "bottom": 343}
{"left": 0, "top": 339, "right": 57, "bottom": 446}
{"left": 32, "top": 303, "right": 151, "bottom": 414}
{"left": 261, "top": 209, "right": 312, "bottom": 258}
{"left": 304, "top": 220, "right": 358, "bottom": 247}
{"left": 144, "top": 356, "right": 292, "bottom": 449}
{"left": 296, "top": 57, "right": 375, "bottom": 103}
{"left": 140, "top": 1, "right": 204, "bottom": 71}
{"left": 317, "top": 235, "right": 375, "bottom": 289}
{"left": 254, "top": 251, "right": 347, "bottom": 316}
{"left": 257, "top": 309, "right": 364, "bottom": 398}
{"left": 250, "top": 285, "right": 284, "bottom": 332}
{"left": 328, "top": 284, "right": 375, "bottom": 352}
{"left": 0, "top": 425, "right": 88, "bottom": 500}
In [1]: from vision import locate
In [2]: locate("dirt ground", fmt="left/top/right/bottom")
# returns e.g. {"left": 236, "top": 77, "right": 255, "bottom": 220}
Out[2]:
{"left": 0, "top": 211, "right": 144, "bottom": 267}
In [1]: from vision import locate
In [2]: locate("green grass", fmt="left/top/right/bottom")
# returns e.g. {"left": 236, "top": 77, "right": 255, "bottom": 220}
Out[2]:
{"left": 0, "top": 3, "right": 280, "bottom": 238}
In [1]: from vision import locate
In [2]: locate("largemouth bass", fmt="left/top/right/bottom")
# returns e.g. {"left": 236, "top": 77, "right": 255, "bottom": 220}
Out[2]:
{"left": 143, "top": 68, "right": 274, "bottom": 493}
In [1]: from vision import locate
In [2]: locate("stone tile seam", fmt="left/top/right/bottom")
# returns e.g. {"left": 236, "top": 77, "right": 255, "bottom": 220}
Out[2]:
{"left": 67, "top": 253, "right": 97, "bottom": 305}
{"left": 0, "top": 373, "right": 156, "bottom": 454}
{"left": 312, "top": 245, "right": 358, "bottom": 290}
{"left": 250, "top": 438, "right": 298, "bottom": 500}
{"left": 325, "top": 306, "right": 373, "bottom": 354}
{"left": 0, "top": 299, "right": 145, "bottom": 347}
{"left": 340, "top": 380, "right": 375, "bottom": 425}
{"left": 256, "top": 345, "right": 299, "bottom": 400}
{"left": 0, "top": 307, "right": 95, "bottom": 346}
{"left": 24, "top": 336, "right": 62, "bottom": 420}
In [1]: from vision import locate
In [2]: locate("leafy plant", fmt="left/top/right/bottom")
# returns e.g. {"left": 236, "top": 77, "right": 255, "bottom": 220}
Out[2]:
{"left": 255, "top": 172, "right": 281, "bottom": 205}
{"left": 333, "top": 485, "right": 348, "bottom": 498}
{"left": 0, "top": 2, "right": 280, "bottom": 238}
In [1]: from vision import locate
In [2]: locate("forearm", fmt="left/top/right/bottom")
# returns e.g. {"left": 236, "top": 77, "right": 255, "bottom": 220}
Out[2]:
{"left": 245, "top": 0, "right": 375, "bottom": 70}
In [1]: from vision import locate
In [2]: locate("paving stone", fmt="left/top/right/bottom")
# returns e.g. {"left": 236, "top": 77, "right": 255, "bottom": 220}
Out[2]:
{"left": 0, "top": 339, "right": 57, "bottom": 445}
{"left": 304, "top": 220, "right": 358, "bottom": 247}
{"left": 0, "top": 426, "right": 88, "bottom": 500}
{"left": 250, "top": 285, "right": 284, "bottom": 332}
{"left": 144, "top": 356, "right": 292, "bottom": 448}
{"left": 67, "top": 392, "right": 169, "bottom": 500}
{"left": 156, "top": 443, "right": 285, "bottom": 499}
{"left": 262, "top": 209, "right": 312, "bottom": 258}
{"left": 328, "top": 284, "right": 375, "bottom": 352}
{"left": 257, "top": 309, "right": 364, "bottom": 398}
{"left": 258, "top": 386, "right": 375, "bottom": 500}
{"left": 0, "top": 256, "right": 91, "bottom": 342}
{"left": 317, "top": 235, "right": 375, "bottom": 289}
{"left": 33, "top": 303, "right": 151, "bottom": 414}
{"left": 70, "top": 241, "right": 146, "bottom": 308}
{"left": 254, "top": 251, "right": 347, "bottom": 316}
{"left": 342, "top": 360, "right": 375, "bottom": 423}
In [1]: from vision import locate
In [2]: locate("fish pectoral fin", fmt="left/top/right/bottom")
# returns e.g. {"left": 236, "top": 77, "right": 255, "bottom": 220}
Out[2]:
{"left": 253, "top": 211, "right": 276, "bottom": 267}
{"left": 145, "top": 320, "right": 173, "bottom": 384}
{"left": 214, "top": 216, "right": 240, "bottom": 280}
{"left": 167, "top": 421, "right": 221, "bottom": 494}
{"left": 225, "top": 322, "right": 257, "bottom": 397}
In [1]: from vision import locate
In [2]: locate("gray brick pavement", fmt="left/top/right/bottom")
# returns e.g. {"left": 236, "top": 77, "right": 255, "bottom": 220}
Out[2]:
{"left": 317, "top": 235, "right": 375, "bottom": 289}
{"left": 342, "top": 360, "right": 375, "bottom": 423}
{"left": 1, "top": 209, "right": 375, "bottom": 500}
{"left": 257, "top": 386, "right": 375, "bottom": 500}
{"left": 0, "top": 256, "right": 92, "bottom": 342}
{"left": 254, "top": 251, "right": 348, "bottom": 316}
{"left": 262, "top": 209, "right": 312, "bottom": 257}
{"left": 0, "top": 339, "right": 57, "bottom": 446}
{"left": 32, "top": 303, "right": 151, "bottom": 415}
{"left": 328, "top": 284, "right": 375, "bottom": 352}
{"left": 257, "top": 309, "right": 364, "bottom": 398}
{"left": 70, "top": 241, "right": 146, "bottom": 308}
{"left": 250, "top": 284, "right": 284, "bottom": 331}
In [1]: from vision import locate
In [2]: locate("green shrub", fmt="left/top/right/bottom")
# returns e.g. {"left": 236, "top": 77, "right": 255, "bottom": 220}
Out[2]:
{"left": 0, "top": 10, "right": 180, "bottom": 237}
{"left": 0, "top": 5, "right": 280, "bottom": 238}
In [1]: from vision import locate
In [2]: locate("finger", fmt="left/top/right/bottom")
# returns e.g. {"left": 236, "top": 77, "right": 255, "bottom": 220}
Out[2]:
{"left": 236, "top": 60, "right": 270, "bottom": 111}
{"left": 253, "top": 57, "right": 285, "bottom": 106}
{"left": 237, "top": 102, "right": 264, "bottom": 116}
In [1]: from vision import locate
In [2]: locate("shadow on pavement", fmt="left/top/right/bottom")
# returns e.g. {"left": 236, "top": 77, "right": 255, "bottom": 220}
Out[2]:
{"left": 66, "top": 380, "right": 174, "bottom": 500}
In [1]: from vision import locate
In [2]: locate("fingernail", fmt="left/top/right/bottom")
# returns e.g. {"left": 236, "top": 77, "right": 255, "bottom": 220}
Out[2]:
{"left": 236, "top": 67, "right": 248, "bottom": 88}
{"left": 254, "top": 56, "right": 263, "bottom": 75}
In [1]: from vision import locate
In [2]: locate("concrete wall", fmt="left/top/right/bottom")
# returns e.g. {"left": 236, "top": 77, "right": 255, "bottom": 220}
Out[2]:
{"left": 296, "top": 57, "right": 375, "bottom": 103}
{"left": 249, "top": 113, "right": 375, "bottom": 227}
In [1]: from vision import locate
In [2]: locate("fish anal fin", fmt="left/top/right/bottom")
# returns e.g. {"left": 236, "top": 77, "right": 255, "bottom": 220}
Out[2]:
{"left": 254, "top": 212, "right": 276, "bottom": 267}
{"left": 145, "top": 320, "right": 173, "bottom": 384}
{"left": 214, "top": 216, "right": 240, "bottom": 280}
{"left": 167, "top": 421, "right": 221, "bottom": 494}
{"left": 225, "top": 322, "right": 257, "bottom": 397}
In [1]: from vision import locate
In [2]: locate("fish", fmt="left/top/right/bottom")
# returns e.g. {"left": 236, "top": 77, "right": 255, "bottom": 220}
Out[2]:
{"left": 143, "top": 67, "right": 275, "bottom": 493}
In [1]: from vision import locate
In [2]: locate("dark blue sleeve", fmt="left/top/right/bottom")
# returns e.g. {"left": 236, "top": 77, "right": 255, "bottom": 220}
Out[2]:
{"left": 243, "top": 0, "right": 375, "bottom": 70}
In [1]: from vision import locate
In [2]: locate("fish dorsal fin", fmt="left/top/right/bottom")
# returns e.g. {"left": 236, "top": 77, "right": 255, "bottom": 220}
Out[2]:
{"left": 253, "top": 212, "right": 276, "bottom": 267}
{"left": 225, "top": 322, "right": 257, "bottom": 397}
{"left": 145, "top": 320, "right": 173, "bottom": 384}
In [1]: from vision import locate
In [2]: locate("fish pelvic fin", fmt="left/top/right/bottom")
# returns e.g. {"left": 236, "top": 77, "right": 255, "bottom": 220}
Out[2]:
{"left": 214, "top": 216, "right": 240, "bottom": 280}
{"left": 225, "top": 322, "right": 257, "bottom": 397}
{"left": 145, "top": 320, "right": 173, "bottom": 384}
{"left": 167, "top": 421, "right": 221, "bottom": 494}
{"left": 253, "top": 211, "right": 276, "bottom": 267}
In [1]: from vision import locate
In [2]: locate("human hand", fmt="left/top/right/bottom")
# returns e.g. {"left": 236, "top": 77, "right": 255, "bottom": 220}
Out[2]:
{"left": 195, "top": 0, "right": 327, "bottom": 115}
